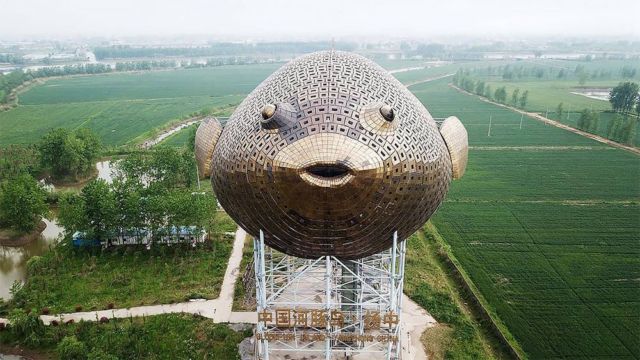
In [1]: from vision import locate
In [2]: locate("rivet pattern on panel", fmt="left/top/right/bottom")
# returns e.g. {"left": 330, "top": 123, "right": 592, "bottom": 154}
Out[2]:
{"left": 211, "top": 51, "right": 453, "bottom": 259}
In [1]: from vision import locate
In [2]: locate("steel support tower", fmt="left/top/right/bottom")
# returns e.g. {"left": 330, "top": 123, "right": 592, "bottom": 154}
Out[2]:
{"left": 253, "top": 230, "right": 406, "bottom": 360}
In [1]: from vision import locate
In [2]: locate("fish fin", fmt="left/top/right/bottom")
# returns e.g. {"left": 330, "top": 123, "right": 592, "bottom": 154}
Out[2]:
{"left": 195, "top": 117, "right": 223, "bottom": 178}
{"left": 439, "top": 116, "right": 468, "bottom": 179}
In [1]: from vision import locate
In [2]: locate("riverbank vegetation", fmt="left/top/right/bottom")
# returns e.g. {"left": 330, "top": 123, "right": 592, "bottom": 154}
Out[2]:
{"left": 38, "top": 128, "right": 102, "bottom": 182}
{"left": 0, "top": 313, "right": 249, "bottom": 359}
{"left": 9, "top": 230, "right": 233, "bottom": 313}
{"left": 57, "top": 146, "right": 216, "bottom": 243}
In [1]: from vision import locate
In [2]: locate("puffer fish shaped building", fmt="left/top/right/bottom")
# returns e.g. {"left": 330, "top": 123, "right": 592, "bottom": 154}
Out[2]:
{"left": 196, "top": 51, "right": 468, "bottom": 259}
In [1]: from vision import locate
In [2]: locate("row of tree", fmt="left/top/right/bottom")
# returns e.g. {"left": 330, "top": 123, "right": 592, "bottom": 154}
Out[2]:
{"left": 93, "top": 42, "right": 357, "bottom": 60}
{"left": 472, "top": 64, "right": 638, "bottom": 84}
{"left": 453, "top": 70, "right": 529, "bottom": 108}
{"left": 566, "top": 107, "right": 635, "bottom": 144}
{"left": 0, "top": 61, "right": 175, "bottom": 104}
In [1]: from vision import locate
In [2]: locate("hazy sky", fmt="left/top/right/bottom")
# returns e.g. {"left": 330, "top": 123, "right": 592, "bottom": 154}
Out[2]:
{"left": 1, "top": 0, "right": 639, "bottom": 40}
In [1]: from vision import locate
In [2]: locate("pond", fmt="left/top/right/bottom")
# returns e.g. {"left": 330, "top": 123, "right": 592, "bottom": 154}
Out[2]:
{"left": 570, "top": 88, "right": 611, "bottom": 101}
{"left": 0, "top": 219, "right": 64, "bottom": 301}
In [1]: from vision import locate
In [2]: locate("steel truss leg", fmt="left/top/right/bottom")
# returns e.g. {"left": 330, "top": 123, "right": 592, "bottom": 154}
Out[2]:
{"left": 253, "top": 230, "right": 406, "bottom": 360}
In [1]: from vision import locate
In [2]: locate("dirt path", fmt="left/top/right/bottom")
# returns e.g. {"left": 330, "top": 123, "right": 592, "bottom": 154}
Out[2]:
{"left": 405, "top": 73, "right": 454, "bottom": 87}
{"left": 450, "top": 84, "right": 640, "bottom": 156}
{"left": 141, "top": 117, "right": 202, "bottom": 149}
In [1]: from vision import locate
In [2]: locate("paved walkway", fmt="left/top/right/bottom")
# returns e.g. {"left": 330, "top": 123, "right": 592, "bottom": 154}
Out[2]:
{"left": 0, "top": 227, "right": 435, "bottom": 358}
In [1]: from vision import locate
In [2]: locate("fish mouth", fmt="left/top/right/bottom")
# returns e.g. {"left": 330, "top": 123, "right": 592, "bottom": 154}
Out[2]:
{"left": 300, "top": 162, "right": 354, "bottom": 187}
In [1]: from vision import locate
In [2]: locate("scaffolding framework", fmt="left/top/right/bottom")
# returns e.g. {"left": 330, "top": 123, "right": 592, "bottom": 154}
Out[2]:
{"left": 253, "top": 230, "right": 406, "bottom": 360}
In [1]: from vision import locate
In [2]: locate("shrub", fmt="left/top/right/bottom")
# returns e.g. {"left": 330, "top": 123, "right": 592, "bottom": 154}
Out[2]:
{"left": 75, "top": 305, "right": 83, "bottom": 312}
{"left": 87, "top": 348, "right": 119, "bottom": 360}
{"left": 26, "top": 255, "right": 43, "bottom": 272}
{"left": 8, "top": 308, "right": 45, "bottom": 346}
{"left": 56, "top": 336, "right": 87, "bottom": 360}
{"left": 41, "top": 307, "right": 50, "bottom": 315}
{"left": 99, "top": 316, "right": 109, "bottom": 324}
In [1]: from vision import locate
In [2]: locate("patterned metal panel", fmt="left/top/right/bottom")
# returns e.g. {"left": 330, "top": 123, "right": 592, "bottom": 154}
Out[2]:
{"left": 210, "top": 51, "right": 462, "bottom": 259}
{"left": 439, "top": 116, "right": 469, "bottom": 179}
{"left": 194, "top": 117, "right": 222, "bottom": 178}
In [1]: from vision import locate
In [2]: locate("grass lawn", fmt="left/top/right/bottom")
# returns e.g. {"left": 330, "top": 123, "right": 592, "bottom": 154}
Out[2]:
{"left": 410, "top": 78, "right": 640, "bottom": 359}
{"left": 0, "top": 313, "right": 250, "bottom": 359}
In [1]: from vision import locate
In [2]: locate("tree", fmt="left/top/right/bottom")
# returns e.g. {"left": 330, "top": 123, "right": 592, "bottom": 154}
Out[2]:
{"left": 8, "top": 308, "right": 45, "bottom": 346}
{"left": 0, "top": 174, "right": 48, "bottom": 232}
{"left": 557, "top": 69, "right": 566, "bottom": 79}
{"left": 484, "top": 85, "right": 492, "bottom": 100}
{"left": 519, "top": 90, "right": 529, "bottom": 109}
{"left": 511, "top": 89, "right": 520, "bottom": 106}
{"left": 38, "top": 128, "right": 102, "bottom": 180}
{"left": 81, "top": 179, "right": 117, "bottom": 240}
{"left": 0, "top": 145, "right": 41, "bottom": 181}
{"left": 577, "top": 109, "right": 599, "bottom": 132}
{"left": 57, "top": 336, "right": 87, "bottom": 360}
{"left": 621, "top": 66, "right": 637, "bottom": 79}
{"left": 556, "top": 103, "right": 564, "bottom": 120}
{"left": 578, "top": 72, "right": 589, "bottom": 85}
{"left": 57, "top": 192, "right": 87, "bottom": 237}
{"left": 494, "top": 87, "right": 507, "bottom": 103}
{"left": 475, "top": 81, "right": 485, "bottom": 96}
{"left": 609, "top": 82, "right": 640, "bottom": 115}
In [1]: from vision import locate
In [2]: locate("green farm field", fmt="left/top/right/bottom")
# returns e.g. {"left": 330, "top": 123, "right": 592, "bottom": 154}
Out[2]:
{"left": 0, "top": 64, "right": 282, "bottom": 146}
{"left": 458, "top": 59, "right": 640, "bottom": 146}
{"left": 411, "top": 78, "right": 640, "bottom": 359}
{"left": 0, "top": 58, "right": 435, "bottom": 147}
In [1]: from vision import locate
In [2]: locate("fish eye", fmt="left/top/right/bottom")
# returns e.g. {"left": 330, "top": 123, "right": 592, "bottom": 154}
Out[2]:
{"left": 380, "top": 104, "right": 395, "bottom": 121}
{"left": 260, "top": 102, "right": 296, "bottom": 131}
{"left": 261, "top": 103, "right": 277, "bottom": 120}
{"left": 360, "top": 102, "right": 399, "bottom": 135}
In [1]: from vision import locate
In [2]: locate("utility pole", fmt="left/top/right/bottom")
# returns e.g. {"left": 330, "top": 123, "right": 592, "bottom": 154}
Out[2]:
{"left": 488, "top": 115, "right": 492, "bottom": 136}
{"left": 520, "top": 113, "right": 524, "bottom": 130}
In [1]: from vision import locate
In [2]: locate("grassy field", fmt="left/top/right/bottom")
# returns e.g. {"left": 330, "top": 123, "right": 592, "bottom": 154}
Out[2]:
{"left": 457, "top": 58, "right": 640, "bottom": 146}
{"left": 410, "top": 78, "right": 640, "bottom": 359}
{"left": 0, "top": 313, "right": 250, "bottom": 359}
{"left": 0, "top": 58, "right": 447, "bottom": 148}
{"left": 12, "top": 211, "right": 237, "bottom": 313}
{"left": 0, "top": 64, "right": 281, "bottom": 147}
{"left": 158, "top": 123, "right": 197, "bottom": 147}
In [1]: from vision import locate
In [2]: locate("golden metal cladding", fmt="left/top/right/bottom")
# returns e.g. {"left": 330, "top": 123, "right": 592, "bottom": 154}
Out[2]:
{"left": 202, "top": 51, "right": 466, "bottom": 259}
{"left": 194, "top": 117, "right": 222, "bottom": 178}
{"left": 439, "top": 116, "right": 469, "bottom": 180}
